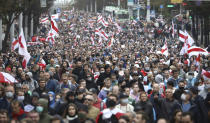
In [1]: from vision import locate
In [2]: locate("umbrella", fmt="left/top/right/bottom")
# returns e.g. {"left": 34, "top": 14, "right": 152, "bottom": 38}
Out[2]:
{"left": 0, "top": 72, "right": 18, "bottom": 84}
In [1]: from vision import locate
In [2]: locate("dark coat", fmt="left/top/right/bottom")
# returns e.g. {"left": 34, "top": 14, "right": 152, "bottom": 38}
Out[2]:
{"left": 134, "top": 100, "right": 154, "bottom": 123}
{"left": 156, "top": 98, "right": 181, "bottom": 121}
{"left": 191, "top": 95, "right": 208, "bottom": 123}
{"left": 97, "top": 72, "right": 111, "bottom": 88}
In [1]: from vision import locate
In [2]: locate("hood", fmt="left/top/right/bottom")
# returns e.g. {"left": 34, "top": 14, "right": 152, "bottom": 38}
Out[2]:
{"left": 38, "top": 98, "right": 48, "bottom": 113}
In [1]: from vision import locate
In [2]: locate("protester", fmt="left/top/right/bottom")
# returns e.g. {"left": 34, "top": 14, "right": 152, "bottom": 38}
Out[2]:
{"left": 0, "top": 8, "right": 209, "bottom": 123}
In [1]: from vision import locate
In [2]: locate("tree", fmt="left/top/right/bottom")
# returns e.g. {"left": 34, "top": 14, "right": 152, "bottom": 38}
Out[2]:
{"left": 0, "top": 0, "right": 54, "bottom": 52}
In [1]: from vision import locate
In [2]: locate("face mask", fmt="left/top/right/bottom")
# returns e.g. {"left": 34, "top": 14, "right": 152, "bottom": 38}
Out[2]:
{"left": 121, "top": 98, "right": 129, "bottom": 104}
{"left": 55, "top": 99, "right": 60, "bottom": 102}
{"left": 6, "top": 92, "right": 14, "bottom": 98}
{"left": 49, "top": 97, "right": 53, "bottom": 101}
{"left": 145, "top": 67, "right": 150, "bottom": 71}
{"left": 181, "top": 94, "right": 186, "bottom": 101}
{"left": 154, "top": 71, "right": 158, "bottom": 74}
{"left": 100, "top": 71, "right": 105, "bottom": 73}
{"left": 17, "top": 96, "right": 25, "bottom": 102}
{"left": 95, "top": 72, "right": 100, "bottom": 75}
{"left": 36, "top": 106, "right": 44, "bottom": 113}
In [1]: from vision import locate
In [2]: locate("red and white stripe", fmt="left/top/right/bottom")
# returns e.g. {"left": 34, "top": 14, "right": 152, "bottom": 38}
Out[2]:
{"left": 187, "top": 46, "right": 209, "bottom": 57}
{"left": 11, "top": 38, "right": 19, "bottom": 51}
{"left": 0, "top": 72, "right": 18, "bottom": 84}
{"left": 107, "top": 34, "right": 115, "bottom": 48}
{"left": 18, "top": 28, "right": 31, "bottom": 69}
{"left": 202, "top": 69, "right": 210, "bottom": 81}
{"left": 40, "top": 17, "right": 49, "bottom": 24}
{"left": 108, "top": 15, "right": 113, "bottom": 24}
{"left": 97, "top": 15, "right": 109, "bottom": 27}
{"left": 179, "top": 30, "right": 188, "bottom": 42}
{"left": 161, "top": 40, "right": 168, "bottom": 57}
{"left": 50, "top": 17, "right": 59, "bottom": 37}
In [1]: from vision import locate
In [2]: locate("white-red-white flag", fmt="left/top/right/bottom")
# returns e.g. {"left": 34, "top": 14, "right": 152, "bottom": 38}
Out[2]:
{"left": 161, "top": 40, "right": 168, "bottom": 57}
{"left": 50, "top": 17, "right": 59, "bottom": 37}
{"left": 11, "top": 38, "right": 19, "bottom": 51}
{"left": 40, "top": 17, "right": 49, "bottom": 24}
{"left": 0, "top": 72, "right": 18, "bottom": 84}
{"left": 179, "top": 30, "right": 187, "bottom": 42}
{"left": 202, "top": 69, "right": 210, "bottom": 81}
{"left": 97, "top": 15, "right": 108, "bottom": 27}
{"left": 107, "top": 34, "right": 115, "bottom": 48}
{"left": 108, "top": 15, "right": 113, "bottom": 24}
{"left": 187, "top": 46, "right": 209, "bottom": 57}
{"left": 18, "top": 28, "right": 31, "bottom": 69}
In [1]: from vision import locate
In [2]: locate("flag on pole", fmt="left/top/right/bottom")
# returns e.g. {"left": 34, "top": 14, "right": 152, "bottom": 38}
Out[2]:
{"left": 50, "top": 17, "right": 59, "bottom": 37}
{"left": 161, "top": 39, "right": 168, "bottom": 57}
{"left": 179, "top": 30, "right": 187, "bottom": 42}
{"left": 187, "top": 46, "right": 209, "bottom": 57}
{"left": 107, "top": 34, "right": 115, "bottom": 48}
{"left": 11, "top": 38, "right": 19, "bottom": 51}
{"left": 18, "top": 28, "right": 31, "bottom": 69}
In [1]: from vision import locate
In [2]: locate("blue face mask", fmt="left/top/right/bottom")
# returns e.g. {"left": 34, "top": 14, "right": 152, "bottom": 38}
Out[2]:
{"left": 36, "top": 106, "right": 44, "bottom": 113}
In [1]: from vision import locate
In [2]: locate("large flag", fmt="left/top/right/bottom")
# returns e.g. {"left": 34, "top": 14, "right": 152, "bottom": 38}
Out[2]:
{"left": 180, "top": 30, "right": 195, "bottom": 55}
{"left": 95, "top": 28, "right": 109, "bottom": 40}
{"left": 40, "top": 17, "right": 49, "bottom": 24}
{"left": 18, "top": 28, "right": 28, "bottom": 56}
{"left": 179, "top": 30, "right": 187, "bottom": 42}
{"left": 107, "top": 34, "right": 115, "bottom": 48}
{"left": 18, "top": 28, "right": 31, "bottom": 69}
{"left": 108, "top": 15, "right": 113, "bottom": 24}
{"left": 161, "top": 40, "right": 168, "bottom": 57}
{"left": 11, "top": 38, "right": 19, "bottom": 51}
{"left": 97, "top": 15, "right": 108, "bottom": 27}
{"left": 50, "top": 17, "right": 59, "bottom": 37}
{"left": 187, "top": 46, "right": 209, "bottom": 57}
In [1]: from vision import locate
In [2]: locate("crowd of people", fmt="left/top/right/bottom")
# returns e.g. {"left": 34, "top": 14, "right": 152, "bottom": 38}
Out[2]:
{"left": 0, "top": 10, "right": 210, "bottom": 123}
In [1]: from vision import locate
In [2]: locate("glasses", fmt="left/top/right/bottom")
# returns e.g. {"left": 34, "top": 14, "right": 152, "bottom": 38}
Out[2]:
{"left": 85, "top": 98, "right": 93, "bottom": 102}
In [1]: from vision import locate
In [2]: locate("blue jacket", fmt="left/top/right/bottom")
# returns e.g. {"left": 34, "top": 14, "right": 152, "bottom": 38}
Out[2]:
{"left": 46, "top": 79, "right": 59, "bottom": 93}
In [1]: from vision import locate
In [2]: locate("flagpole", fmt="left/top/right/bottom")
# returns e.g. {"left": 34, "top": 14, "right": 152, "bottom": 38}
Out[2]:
{"left": 10, "top": 14, "right": 15, "bottom": 49}
{"left": 30, "top": 13, "right": 33, "bottom": 38}
{"left": 0, "top": 16, "right": 2, "bottom": 51}
{"left": 19, "top": 12, "right": 23, "bottom": 33}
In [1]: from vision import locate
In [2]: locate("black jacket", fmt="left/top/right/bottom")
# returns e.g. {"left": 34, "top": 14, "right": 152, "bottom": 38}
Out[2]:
{"left": 97, "top": 72, "right": 111, "bottom": 88}
{"left": 155, "top": 98, "right": 181, "bottom": 121}
{"left": 191, "top": 95, "right": 208, "bottom": 123}
{"left": 134, "top": 100, "right": 154, "bottom": 123}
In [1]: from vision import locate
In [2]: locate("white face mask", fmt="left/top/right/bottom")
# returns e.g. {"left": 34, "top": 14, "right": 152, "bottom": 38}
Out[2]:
{"left": 17, "top": 96, "right": 25, "bottom": 101}
{"left": 181, "top": 94, "right": 186, "bottom": 101}
{"left": 121, "top": 98, "right": 129, "bottom": 104}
